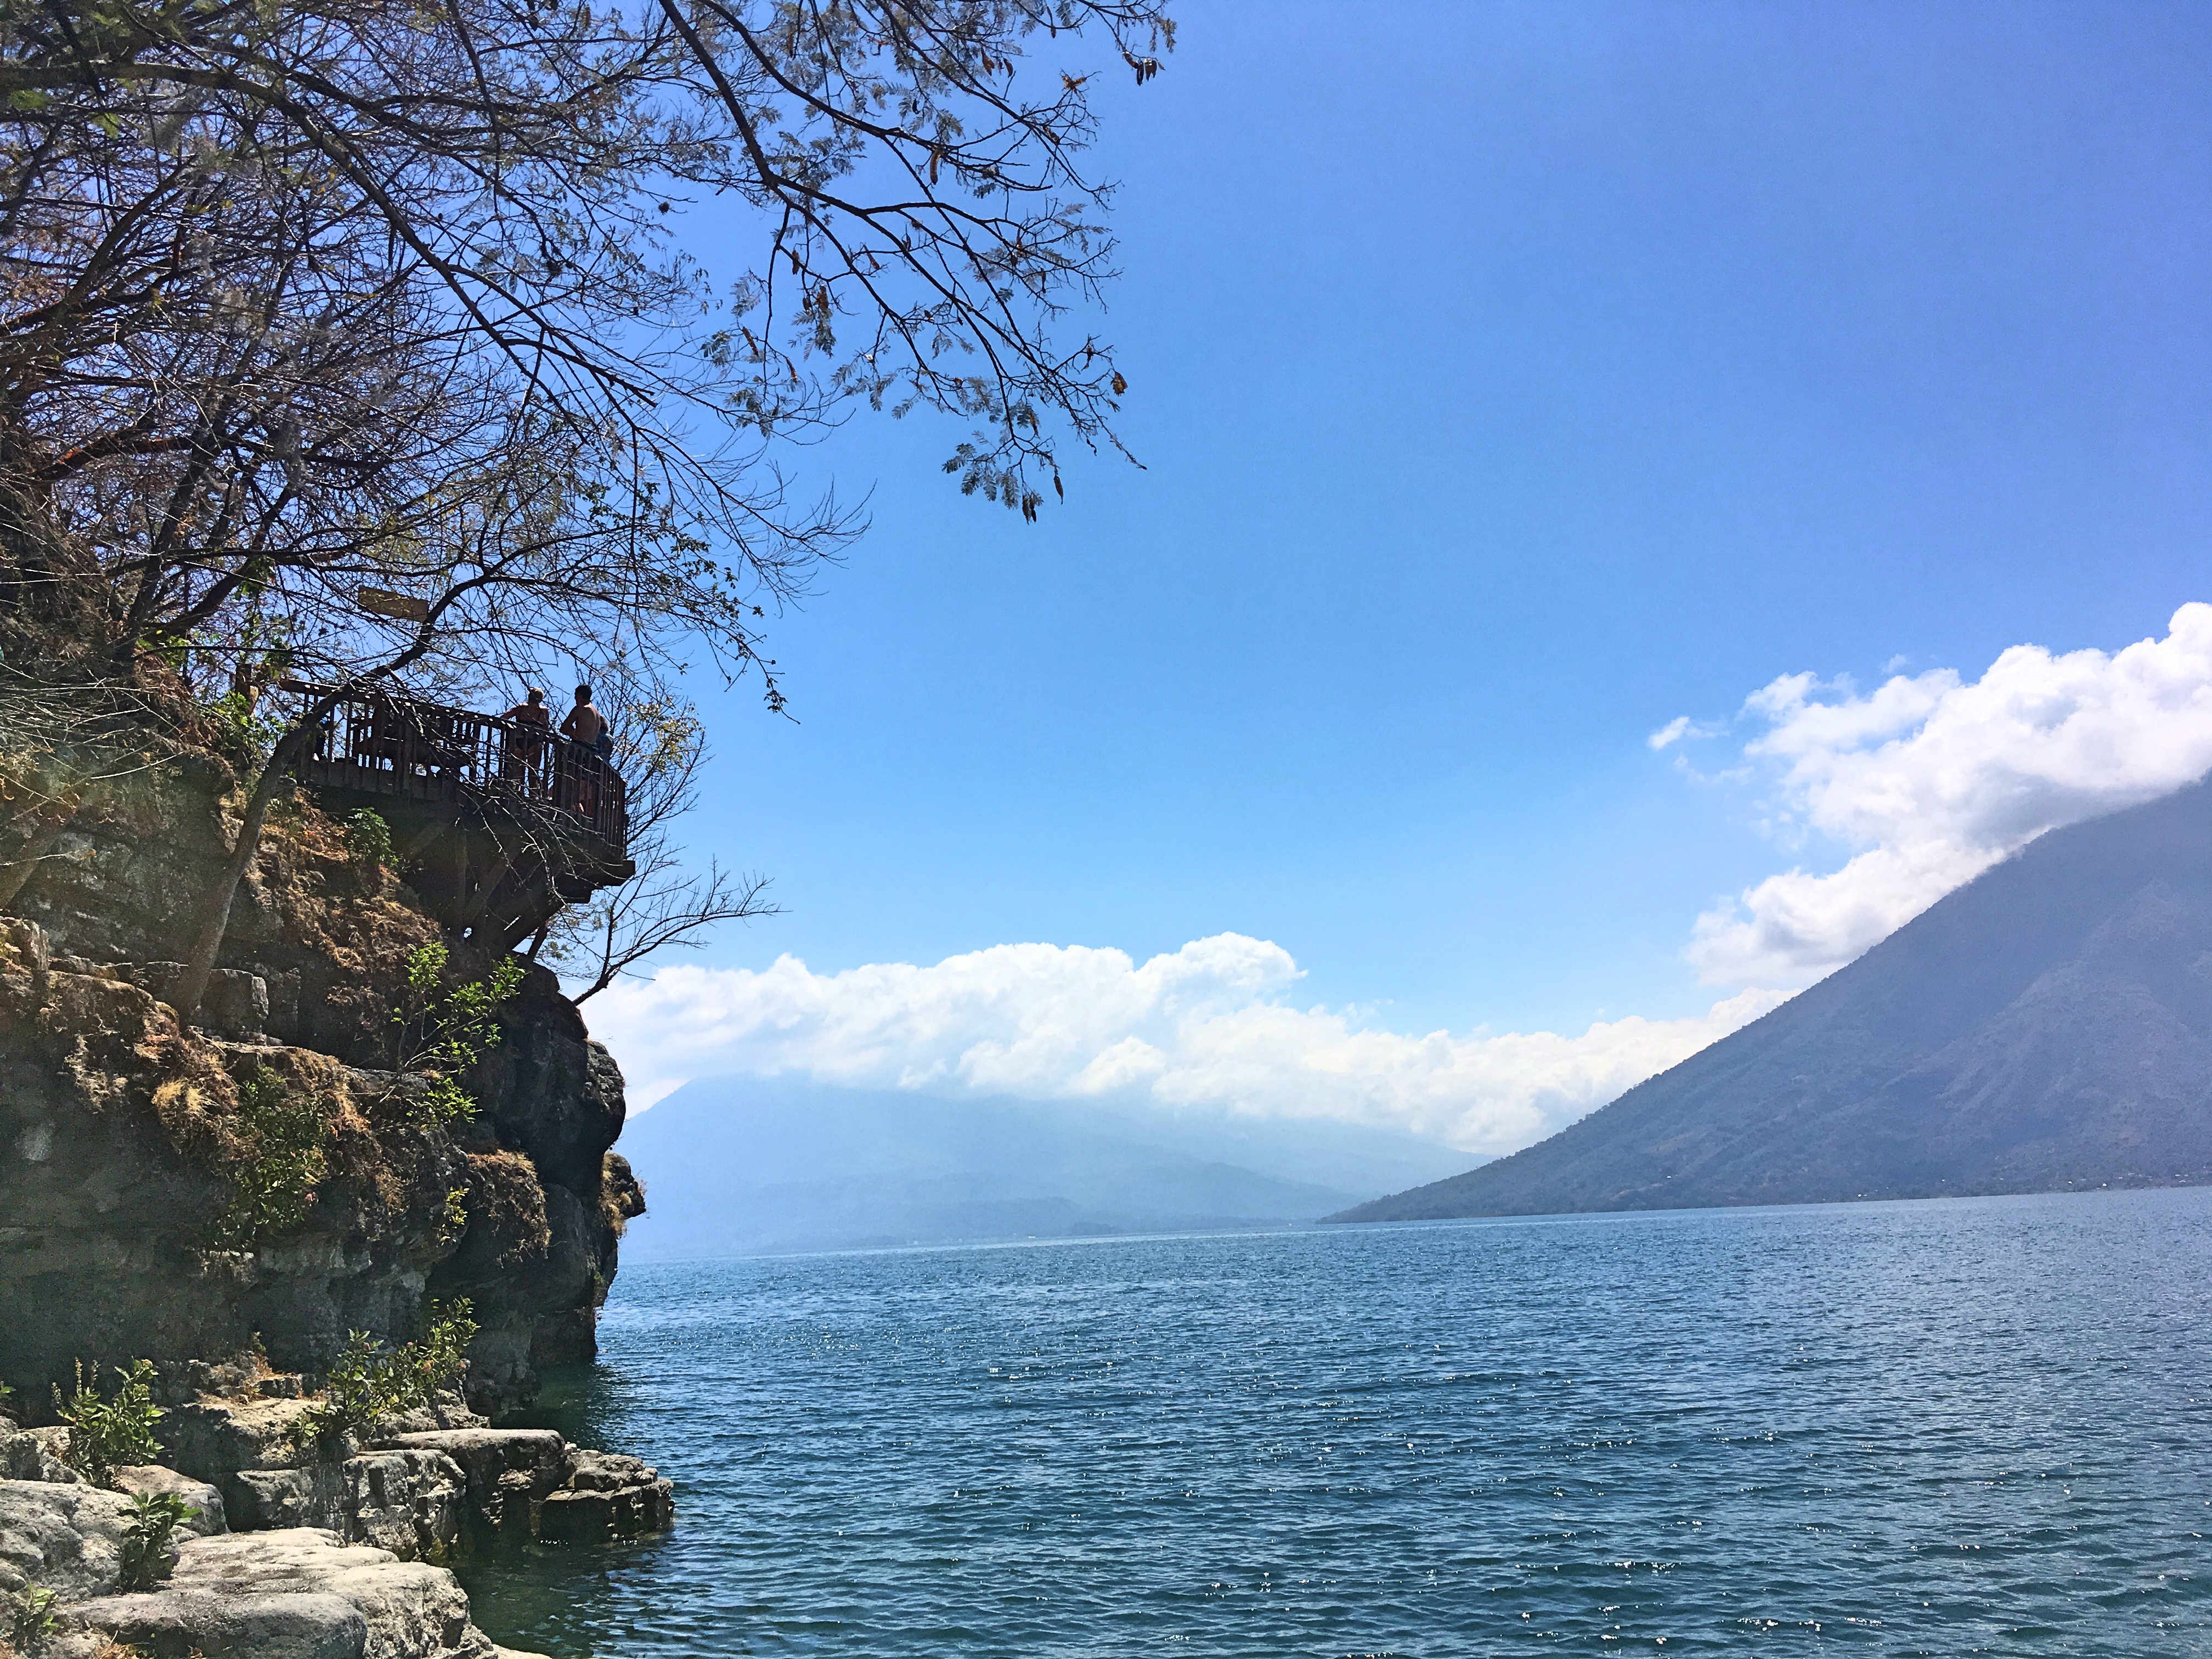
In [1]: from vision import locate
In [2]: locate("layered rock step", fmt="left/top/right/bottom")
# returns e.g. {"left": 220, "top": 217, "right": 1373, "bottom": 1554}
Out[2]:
{"left": 157, "top": 1393, "right": 674, "bottom": 1554}
{"left": 3, "top": 1383, "right": 672, "bottom": 1656}
{"left": 383, "top": 1432, "right": 674, "bottom": 1547}
{"left": 541, "top": 1449, "right": 677, "bottom": 1545}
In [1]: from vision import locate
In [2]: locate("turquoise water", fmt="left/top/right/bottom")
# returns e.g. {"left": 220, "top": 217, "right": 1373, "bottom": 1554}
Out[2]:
{"left": 462, "top": 1188, "right": 2212, "bottom": 1655}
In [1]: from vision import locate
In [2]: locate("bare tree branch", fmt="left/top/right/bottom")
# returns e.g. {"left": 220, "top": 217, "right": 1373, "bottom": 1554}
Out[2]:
{"left": 0, "top": 0, "right": 1174, "bottom": 1015}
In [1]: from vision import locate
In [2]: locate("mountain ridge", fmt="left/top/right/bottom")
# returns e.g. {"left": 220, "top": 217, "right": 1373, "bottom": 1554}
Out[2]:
{"left": 1333, "top": 778, "right": 2212, "bottom": 1222}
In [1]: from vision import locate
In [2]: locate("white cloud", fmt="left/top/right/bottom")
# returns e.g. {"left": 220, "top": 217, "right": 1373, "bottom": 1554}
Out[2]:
{"left": 1684, "top": 602, "right": 2212, "bottom": 984}
{"left": 589, "top": 605, "right": 2212, "bottom": 1163}
{"left": 1647, "top": 714, "right": 1723, "bottom": 750}
{"left": 588, "top": 936, "right": 1790, "bottom": 1154}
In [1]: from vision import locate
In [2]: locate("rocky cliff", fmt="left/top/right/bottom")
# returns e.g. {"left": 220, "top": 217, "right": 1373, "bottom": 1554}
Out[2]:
{"left": 1, "top": 752, "right": 641, "bottom": 1412}
{"left": 0, "top": 746, "right": 666, "bottom": 1656}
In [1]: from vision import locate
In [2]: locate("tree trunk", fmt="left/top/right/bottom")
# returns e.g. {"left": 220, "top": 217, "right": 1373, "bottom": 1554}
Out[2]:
{"left": 169, "top": 721, "right": 319, "bottom": 1024}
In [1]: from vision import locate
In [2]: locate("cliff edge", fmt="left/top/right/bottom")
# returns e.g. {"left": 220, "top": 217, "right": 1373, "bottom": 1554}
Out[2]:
{"left": 1, "top": 749, "right": 642, "bottom": 1410}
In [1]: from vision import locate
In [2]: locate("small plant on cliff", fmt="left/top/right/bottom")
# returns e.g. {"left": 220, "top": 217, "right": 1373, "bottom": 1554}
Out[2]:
{"left": 390, "top": 944, "right": 524, "bottom": 1128}
{"left": 297, "top": 1299, "right": 478, "bottom": 1442}
{"left": 401, "top": 1300, "right": 479, "bottom": 1410}
{"left": 119, "top": 1492, "right": 196, "bottom": 1589}
{"left": 435, "top": 1187, "right": 470, "bottom": 1247}
{"left": 301, "top": 1330, "right": 391, "bottom": 1442}
{"left": 215, "top": 1069, "right": 330, "bottom": 1246}
{"left": 53, "top": 1360, "right": 162, "bottom": 1481}
{"left": 7, "top": 1582, "right": 59, "bottom": 1646}
{"left": 344, "top": 809, "right": 393, "bottom": 869}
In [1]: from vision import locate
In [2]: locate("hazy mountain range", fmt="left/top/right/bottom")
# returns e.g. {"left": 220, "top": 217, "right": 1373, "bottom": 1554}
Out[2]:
{"left": 617, "top": 1079, "right": 1475, "bottom": 1259}
{"left": 1336, "top": 777, "right": 2212, "bottom": 1222}
{"left": 619, "top": 782, "right": 2212, "bottom": 1255}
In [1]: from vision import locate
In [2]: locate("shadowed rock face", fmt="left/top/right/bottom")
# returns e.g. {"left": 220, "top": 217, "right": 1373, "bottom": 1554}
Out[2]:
{"left": 1336, "top": 780, "right": 2212, "bottom": 1223}
{"left": 382, "top": 1431, "right": 671, "bottom": 1548}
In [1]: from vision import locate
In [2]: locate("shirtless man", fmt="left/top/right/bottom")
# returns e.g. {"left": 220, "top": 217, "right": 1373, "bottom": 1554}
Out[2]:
{"left": 560, "top": 684, "right": 607, "bottom": 751}
{"left": 560, "top": 684, "right": 609, "bottom": 815}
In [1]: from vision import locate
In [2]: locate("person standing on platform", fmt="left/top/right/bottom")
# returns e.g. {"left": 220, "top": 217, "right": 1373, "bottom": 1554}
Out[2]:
{"left": 501, "top": 687, "right": 552, "bottom": 790}
{"left": 559, "top": 684, "right": 610, "bottom": 816}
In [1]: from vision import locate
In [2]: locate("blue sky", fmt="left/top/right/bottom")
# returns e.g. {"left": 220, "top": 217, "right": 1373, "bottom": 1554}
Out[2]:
{"left": 592, "top": 2, "right": 2212, "bottom": 1134}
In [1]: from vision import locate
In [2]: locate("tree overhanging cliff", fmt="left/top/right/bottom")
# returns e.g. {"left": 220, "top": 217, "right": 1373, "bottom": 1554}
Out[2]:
{"left": 0, "top": 0, "right": 1176, "bottom": 1019}
{"left": 0, "top": 0, "right": 1177, "bottom": 1394}
{"left": 0, "top": 10, "right": 1176, "bottom": 1650}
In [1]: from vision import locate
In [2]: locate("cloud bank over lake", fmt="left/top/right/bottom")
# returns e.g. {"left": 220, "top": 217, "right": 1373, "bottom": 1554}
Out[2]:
{"left": 592, "top": 607, "right": 2212, "bottom": 1155}
{"left": 590, "top": 938, "right": 1785, "bottom": 1152}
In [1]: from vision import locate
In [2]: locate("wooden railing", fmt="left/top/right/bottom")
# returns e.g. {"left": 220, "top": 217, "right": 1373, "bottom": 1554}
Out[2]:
{"left": 285, "top": 684, "right": 628, "bottom": 854}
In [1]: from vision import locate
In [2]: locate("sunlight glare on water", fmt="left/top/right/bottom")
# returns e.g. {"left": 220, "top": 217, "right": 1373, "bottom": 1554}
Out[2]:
{"left": 462, "top": 1188, "right": 2212, "bottom": 1656}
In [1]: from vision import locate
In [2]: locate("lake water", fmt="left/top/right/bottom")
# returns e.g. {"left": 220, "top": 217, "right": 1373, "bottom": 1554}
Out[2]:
{"left": 461, "top": 1188, "right": 2212, "bottom": 1656}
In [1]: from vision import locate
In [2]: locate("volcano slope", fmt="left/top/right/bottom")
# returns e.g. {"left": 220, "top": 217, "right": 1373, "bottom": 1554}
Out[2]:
{"left": 1333, "top": 780, "right": 2212, "bottom": 1222}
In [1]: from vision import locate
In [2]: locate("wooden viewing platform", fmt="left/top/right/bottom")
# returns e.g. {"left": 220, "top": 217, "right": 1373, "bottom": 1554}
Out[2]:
{"left": 284, "top": 683, "right": 635, "bottom": 947}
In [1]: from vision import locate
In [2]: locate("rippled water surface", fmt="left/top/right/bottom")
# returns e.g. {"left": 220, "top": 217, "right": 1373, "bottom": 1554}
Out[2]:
{"left": 461, "top": 1189, "right": 2212, "bottom": 1655}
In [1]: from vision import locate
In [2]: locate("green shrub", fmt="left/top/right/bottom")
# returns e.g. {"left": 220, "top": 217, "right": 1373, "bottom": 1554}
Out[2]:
{"left": 414, "top": 1074, "right": 477, "bottom": 1130}
{"left": 297, "top": 1299, "right": 478, "bottom": 1442}
{"left": 390, "top": 944, "right": 523, "bottom": 1128}
{"left": 215, "top": 1068, "right": 330, "bottom": 1246}
{"left": 301, "top": 1330, "right": 388, "bottom": 1442}
{"left": 7, "top": 1582, "right": 58, "bottom": 1645}
{"left": 402, "top": 1300, "right": 478, "bottom": 1408}
{"left": 440, "top": 956, "right": 525, "bottom": 1053}
{"left": 345, "top": 808, "right": 394, "bottom": 868}
{"left": 53, "top": 1360, "right": 162, "bottom": 1481}
{"left": 119, "top": 1492, "right": 196, "bottom": 1589}
{"left": 434, "top": 1186, "right": 469, "bottom": 1246}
